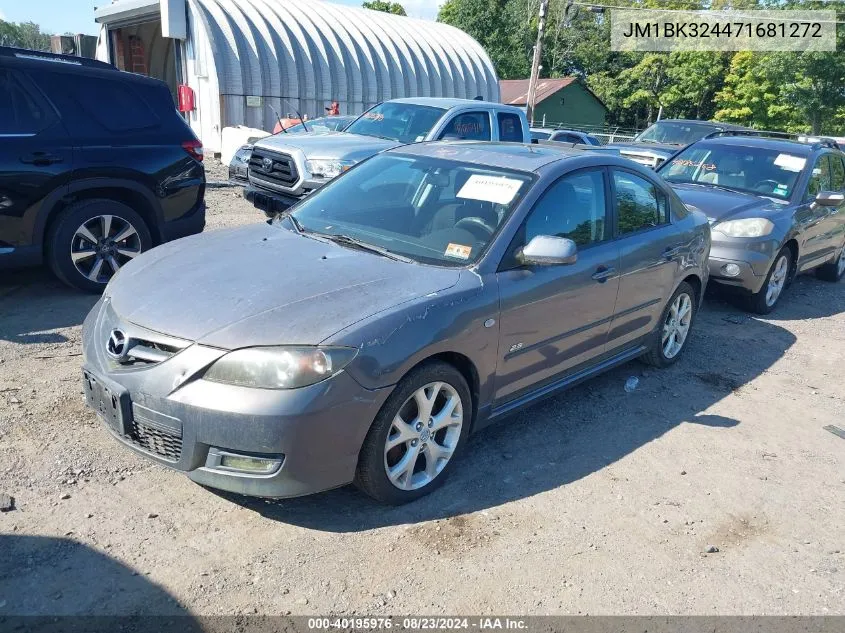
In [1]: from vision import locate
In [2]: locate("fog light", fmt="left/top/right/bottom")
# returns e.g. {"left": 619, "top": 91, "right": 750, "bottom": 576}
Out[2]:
{"left": 722, "top": 263, "right": 741, "bottom": 277}
{"left": 207, "top": 448, "right": 283, "bottom": 474}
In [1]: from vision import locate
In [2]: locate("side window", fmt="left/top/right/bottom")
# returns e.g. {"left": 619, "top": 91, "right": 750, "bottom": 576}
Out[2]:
{"left": 61, "top": 75, "right": 160, "bottom": 132}
{"left": 0, "top": 71, "right": 48, "bottom": 135}
{"left": 805, "top": 155, "right": 833, "bottom": 200}
{"left": 497, "top": 112, "right": 523, "bottom": 143}
{"left": 613, "top": 170, "right": 669, "bottom": 235}
{"left": 828, "top": 155, "right": 844, "bottom": 192}
{"left": 520, "top": 170, "right": 607, "bottom": 251}
{"left": 439, "top": 111, "right": 491, "bottom": 141}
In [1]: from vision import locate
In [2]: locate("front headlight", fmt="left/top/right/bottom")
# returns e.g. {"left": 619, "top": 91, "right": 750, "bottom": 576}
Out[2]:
{"left": 714, "top": 218, "right": 775, "bottom": 238}
{"left": 204, "top": 346, "right": 358, "bottom": 389}
{"left": 233, "top": 145, "right": 253, "bottom": 164}
{"left": 305, "top": 158, "right": 356, "bottom": 179}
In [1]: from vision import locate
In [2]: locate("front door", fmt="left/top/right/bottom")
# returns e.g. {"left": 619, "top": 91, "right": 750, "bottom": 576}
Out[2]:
{"left": 796, "top": 154, "right": 836, "bottom": 270}
{"left": 494, "top": 168, "right": 620, "bottom": 403}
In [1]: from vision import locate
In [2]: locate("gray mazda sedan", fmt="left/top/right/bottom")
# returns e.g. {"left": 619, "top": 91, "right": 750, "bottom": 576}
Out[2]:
{"left": 659, "top": 135, "right": 845, "bottom": 313}
{"left": 82, "top": 142, "right": 710, "bottom": 504}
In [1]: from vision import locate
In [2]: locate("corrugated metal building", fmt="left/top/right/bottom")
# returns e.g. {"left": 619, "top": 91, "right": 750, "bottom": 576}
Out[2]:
{"left": 94, "top": 0, "right": 499, "bottom": 152}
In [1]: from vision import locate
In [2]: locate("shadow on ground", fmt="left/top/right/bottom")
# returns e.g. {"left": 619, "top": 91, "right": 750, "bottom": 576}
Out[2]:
{"left": 0, "top": 269, "right": 98, "bottom": 344}
{"left": 0, "top": 535, "right": 195, "bottom": 626}
{"left": 219, "top": 293, "right": 800, "bottom": 532}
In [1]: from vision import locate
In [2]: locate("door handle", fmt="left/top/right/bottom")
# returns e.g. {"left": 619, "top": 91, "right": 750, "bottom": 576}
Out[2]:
{"left": 20, "top": 152, "right": 63, "bottom": 166}
{"left": 663, "top": 245, "right": 683, "bottom": 259}
{"left": 591, "top": 266, "right": 616, "bottom": 283}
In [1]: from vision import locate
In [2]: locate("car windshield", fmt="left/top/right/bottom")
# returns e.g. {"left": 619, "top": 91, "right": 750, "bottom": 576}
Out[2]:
{"left": 635, "top": 121, "right": 720, "bottom": 146}
{"left": 345, "top": 103, "right": 446, "bottom": 143}
{"left": 282, "top": 116, "right": 352, "bottom": 134}
{"left": 659, "top": 143, "right": 806, "bottom": 199}
{"left": 286, "top": 153, "right": 534, "bottom": 266}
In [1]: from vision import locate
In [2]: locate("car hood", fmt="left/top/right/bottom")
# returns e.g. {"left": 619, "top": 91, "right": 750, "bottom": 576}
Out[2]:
{"left": 255, "top": 131, "right": 400, "bottom": 161}
{"left": 603, "top": 141, "right": 678, "bottom": 158}
{"left": 106, "top": 223, "right": 461, "bottom": 349}
{"left": 669, "top": 182, "right": 783, "bottom": 222}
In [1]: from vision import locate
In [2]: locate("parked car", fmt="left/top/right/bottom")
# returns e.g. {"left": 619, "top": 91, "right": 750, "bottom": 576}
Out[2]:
{"left": 658, "top": 133, "right": 845, "bottom": 313}
{"left": 0, "top": 47, "right": 205, "bottom": 292}
{"left": 229, "top": 116, "right": 357, "bottom": 184}
{"left": 604, "top": 119, "right": 751, "bottom": 169}
{"left": 531, "top": 127, "right": 601, "bottom": 146}
{"left": 244, "top": 98, "right": 531, "bottom": 212}
{"left": 82, "top": 142, "right": 709, "bottom": 504}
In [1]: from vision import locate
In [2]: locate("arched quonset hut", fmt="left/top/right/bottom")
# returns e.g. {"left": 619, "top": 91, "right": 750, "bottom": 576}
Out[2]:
{"left": 94, "top": 0, "right": 499, "bottom": 152}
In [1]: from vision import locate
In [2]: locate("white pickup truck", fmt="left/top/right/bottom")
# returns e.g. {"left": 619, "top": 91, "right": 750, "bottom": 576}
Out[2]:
{"left": 244, "top": 97, "right": 531, "bottom": 213}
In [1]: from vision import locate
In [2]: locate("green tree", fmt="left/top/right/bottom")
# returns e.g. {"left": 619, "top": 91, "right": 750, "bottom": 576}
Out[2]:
{"left": 0, "top": 20, "right": 51, "bottom": 51}
{"left": 363, "top": 1, "right": 407, "bottom": 15}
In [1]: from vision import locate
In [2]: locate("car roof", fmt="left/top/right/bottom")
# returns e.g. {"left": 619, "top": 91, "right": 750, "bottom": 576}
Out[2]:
{"left": 654, "top": 119, "right": 750, "bottom": 130}
{"left": 389, "top": 97, "right": 519, "bottom": 111}
{"left": 693, "top": 135, "right": 819, "bottom": 155}
{"left": 388, "top": 141, "right": 579, "bottom": 172}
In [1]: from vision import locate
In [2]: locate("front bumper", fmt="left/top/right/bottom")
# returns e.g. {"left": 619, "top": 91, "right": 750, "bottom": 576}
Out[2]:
{"left": 81, "top": 299, "right": 392, "bottom": 498}
{"left": 707, "top": 239, "right": 779, "bottom": 294}
{"left": 244, "top": 185, "right": 304, "bottom": 215}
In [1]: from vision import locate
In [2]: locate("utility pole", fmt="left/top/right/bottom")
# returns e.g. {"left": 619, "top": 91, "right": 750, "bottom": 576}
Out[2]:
{"left": 525, "top": 0, "right": 550, "bottom": 126}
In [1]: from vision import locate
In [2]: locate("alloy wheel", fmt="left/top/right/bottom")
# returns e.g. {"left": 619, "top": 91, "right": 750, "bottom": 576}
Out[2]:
{"left": 383, "top": 381, "right": 463, "bottom": 491}
{"left": 765, "top": 254, "right": 789, "bottom": 307}
{"left": 662, "top": 292, "right": 693, "bottom": 359}
{"left": 838, "top": 249, "right": 845, "bottom": 277}
{"left": 70, "top": 215, "right": 142, "bottom": 283}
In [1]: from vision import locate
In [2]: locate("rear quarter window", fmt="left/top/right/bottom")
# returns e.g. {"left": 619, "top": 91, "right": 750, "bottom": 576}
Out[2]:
{"left": 47, "top": 73, "right": 162, "bottom": 133}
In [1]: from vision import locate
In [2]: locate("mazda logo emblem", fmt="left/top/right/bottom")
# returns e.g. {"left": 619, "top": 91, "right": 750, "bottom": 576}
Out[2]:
{"left": 106, "top": 329, "right": 127, "bottom": 360}
{"left": 261, "top": 157, "right": 274, "bottom": 172}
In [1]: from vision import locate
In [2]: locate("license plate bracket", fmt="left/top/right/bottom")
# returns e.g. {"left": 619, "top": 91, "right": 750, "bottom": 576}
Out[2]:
{"left": 82, "top": 370, "right": 131, "bottom": 436}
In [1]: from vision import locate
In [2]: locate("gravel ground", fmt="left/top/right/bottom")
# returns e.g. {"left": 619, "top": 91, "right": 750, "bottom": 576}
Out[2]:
{"left": 1, "top": 161, "right": 844, "bottom": 617}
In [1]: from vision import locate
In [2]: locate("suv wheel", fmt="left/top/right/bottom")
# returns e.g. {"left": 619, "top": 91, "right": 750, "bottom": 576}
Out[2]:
{"left": 745, "top": 247, "right": 792, "bottom": 314}
{"left": 47, "top": 199, "right": 152, "bottom": 293}
{"left": 355, "top": 361, "right": 471, "bottom": 505}
{"left": 815, "top": 245, "right": 845, "bottom": 282}
{"left": 641, "top": 281, "right": 697, "bottom": 368}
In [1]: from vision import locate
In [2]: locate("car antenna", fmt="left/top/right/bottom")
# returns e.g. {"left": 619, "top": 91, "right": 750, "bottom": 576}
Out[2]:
{"left": 283, "top": 99, "right": 309, "bottom": 132}
{"left": 268, "top": 103, "right": 288, "bottom": 133}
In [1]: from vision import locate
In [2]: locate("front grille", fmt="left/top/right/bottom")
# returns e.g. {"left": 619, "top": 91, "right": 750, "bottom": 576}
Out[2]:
{"left": 249, "top": 149, "right": 299, "bottom": 187}
{"left": 127, "top": 418, "right": 182, "bottom": 462}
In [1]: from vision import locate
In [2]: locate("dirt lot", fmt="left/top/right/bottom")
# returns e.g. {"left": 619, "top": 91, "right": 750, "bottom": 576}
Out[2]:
{"left": 1, "top": 160, "right": 843, "bottom": 617}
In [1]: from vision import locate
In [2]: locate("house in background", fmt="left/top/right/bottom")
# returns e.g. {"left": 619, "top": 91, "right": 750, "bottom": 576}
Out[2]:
{"left": 500, "top": 78, "right": 608, "bottom": 128}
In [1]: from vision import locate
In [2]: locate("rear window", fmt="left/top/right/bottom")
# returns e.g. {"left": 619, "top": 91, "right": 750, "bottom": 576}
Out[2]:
{"left": 55, "top": 74, "right": 162, "bottom": 132}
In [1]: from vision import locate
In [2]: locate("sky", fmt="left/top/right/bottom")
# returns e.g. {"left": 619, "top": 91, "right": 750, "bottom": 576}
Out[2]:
{"left": 0, "top": 0, "right": 442, "bottom": 36}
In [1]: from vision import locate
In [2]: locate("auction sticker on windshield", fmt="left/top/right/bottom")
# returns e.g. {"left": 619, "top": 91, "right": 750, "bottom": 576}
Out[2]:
{"left": 444, "top": 243, "right": 472, "bottom": 260}
{"left": 457, "top": 175, "right": 523, "bottom": 205}
{"left": 774, "top": 153, "right": 806, "bottom": 172}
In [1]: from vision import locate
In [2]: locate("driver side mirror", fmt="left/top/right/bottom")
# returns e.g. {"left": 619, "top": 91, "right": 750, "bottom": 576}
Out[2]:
{"left": 815, "top": 191, "right": 845, "bottom": 207}
{"left": 517, "top": 235, "right": 578, "bottom": 266}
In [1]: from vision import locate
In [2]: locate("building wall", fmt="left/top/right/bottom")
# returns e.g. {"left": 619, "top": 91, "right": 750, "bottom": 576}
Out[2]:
{"left": 533, "top": 83, "right": 607, "bottom": 128}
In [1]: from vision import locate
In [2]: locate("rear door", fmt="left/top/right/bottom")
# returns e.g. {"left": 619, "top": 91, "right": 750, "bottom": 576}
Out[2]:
{"left": 494, "top": 168, "right": 621, "bottom": 403}
{"left": 606, "top": 168, "right": 680, "bottom": 351}
{"left": 797, "top": 153, "right": 835, "bottom": 269}
{"left": 0, "top": 68, "right": 73, "bottom": 251}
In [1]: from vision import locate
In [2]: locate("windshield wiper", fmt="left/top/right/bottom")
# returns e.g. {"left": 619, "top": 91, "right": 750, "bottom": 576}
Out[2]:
{"left": 322, "top": 233, "right": 415, "bottom": 263}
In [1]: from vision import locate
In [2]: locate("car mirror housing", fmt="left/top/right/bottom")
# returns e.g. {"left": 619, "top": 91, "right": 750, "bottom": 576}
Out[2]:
{"left": 518, "top": 235, "right": 578, "bottom": 266}
{"left": 814, "top": 191, "right": 845, "bottom": 207}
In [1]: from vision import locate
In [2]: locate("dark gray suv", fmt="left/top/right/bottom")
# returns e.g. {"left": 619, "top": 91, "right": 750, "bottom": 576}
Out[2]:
{"left": 82, "top": 143, "right": 710, "bottom": 505}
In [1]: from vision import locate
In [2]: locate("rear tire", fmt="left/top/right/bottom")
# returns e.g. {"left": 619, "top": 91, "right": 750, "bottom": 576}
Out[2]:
{"left": 815, "top": 245, "right": 845, "bottom": 282}
{"left": 355, "top": 361, "right": 471, "bottom": 505}
{"left": 47, "top": 199, "right": 152, "bottom": 293}
{"left": 641, "top": 281, "right": 697, "bottom": 368}
{"left": 744, "top": 246, "right": 793, "bottom": 314}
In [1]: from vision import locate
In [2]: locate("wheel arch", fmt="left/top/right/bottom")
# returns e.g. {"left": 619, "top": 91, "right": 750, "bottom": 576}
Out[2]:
{"left": 404, "top": 351, "right": 481, "bottom": 431}
{"left": 39, "top": 179, "right": 164, "bottom": 251}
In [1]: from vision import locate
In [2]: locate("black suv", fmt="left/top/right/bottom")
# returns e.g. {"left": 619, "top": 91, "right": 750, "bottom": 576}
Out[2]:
{"left": 0, "top": 47, "right": 205, "bottom": 292}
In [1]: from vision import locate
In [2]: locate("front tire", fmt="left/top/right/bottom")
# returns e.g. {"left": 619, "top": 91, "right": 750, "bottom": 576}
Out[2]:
{"left": 355, "top": 361, "right": 471, "bottom": 505}
{"left": 47, "top": 199, "right": 152, "bottom": 293}
{"left": 641, "top": 281, "right": 697, "bottom": 368}
{"left": 745, "top": 247, "right": 792, "bottom": 314}
{"left": 816, "top": 245, "right": 845, "bottom": 282}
